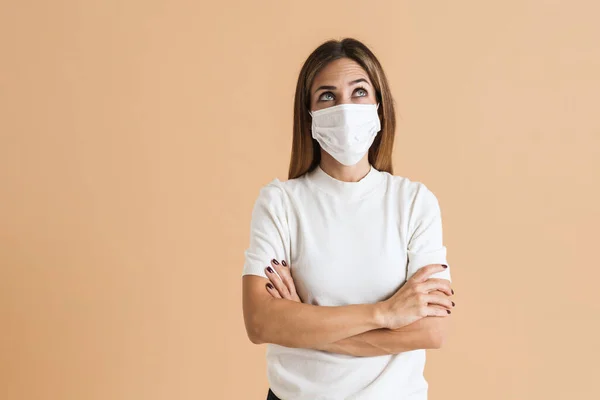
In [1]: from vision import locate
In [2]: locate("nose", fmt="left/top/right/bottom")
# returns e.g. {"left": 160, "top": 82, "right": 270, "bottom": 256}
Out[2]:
{"left": 335, "top": 98, "right": 353, "bottom": 106}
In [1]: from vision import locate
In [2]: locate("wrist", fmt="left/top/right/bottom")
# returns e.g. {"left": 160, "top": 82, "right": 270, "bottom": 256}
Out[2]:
{"left": 372, "top": 302, "right": 388, "bottom": 329}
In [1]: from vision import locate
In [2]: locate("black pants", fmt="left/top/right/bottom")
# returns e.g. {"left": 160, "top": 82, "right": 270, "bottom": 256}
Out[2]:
{"left": 266, "top": 388, "right": 282, "bottom": 400}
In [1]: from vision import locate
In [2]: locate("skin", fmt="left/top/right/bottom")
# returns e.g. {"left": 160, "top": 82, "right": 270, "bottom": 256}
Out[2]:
{"left": 241, "top": 57, "right": 455, "bottom": 354}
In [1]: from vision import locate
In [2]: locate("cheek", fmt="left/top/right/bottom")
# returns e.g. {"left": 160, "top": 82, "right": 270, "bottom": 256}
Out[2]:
{"left": 356, "top": 93, "right": 376, "bottom": 104}
{"left": 308, "top": 96, "right": 318, "bottom": 111}
{"left": 311, "top": 100, "right": 330, "bottom": 112}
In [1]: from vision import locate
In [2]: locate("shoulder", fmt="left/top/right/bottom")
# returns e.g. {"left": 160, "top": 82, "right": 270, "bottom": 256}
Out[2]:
{"left": 253, "top": 178, "right": 286, "bottom": 210}
{"left": 252, "top": 174, "right": 307, "bottom": 211}
{"left": 382, "top": 174, "right": 444, "bottom": 236}
{"left": 383, "top": 172, "right": 439, "bottom": 208}
{"left": 255, "top": 171, "right": 311, "bottom": 201}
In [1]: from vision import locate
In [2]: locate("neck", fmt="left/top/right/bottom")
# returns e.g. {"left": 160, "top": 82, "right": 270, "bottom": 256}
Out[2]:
{"left": 319, "top": 151, "right": 371, "bottom": 182}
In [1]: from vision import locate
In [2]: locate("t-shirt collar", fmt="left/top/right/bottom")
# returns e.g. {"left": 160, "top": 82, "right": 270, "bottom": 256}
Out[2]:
{"left": 307, "top": 163, "right": 384, "bottom": 199}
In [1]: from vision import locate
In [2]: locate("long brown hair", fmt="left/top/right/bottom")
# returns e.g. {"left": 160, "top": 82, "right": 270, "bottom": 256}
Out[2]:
{"left": 288, "top": 38, "right": 396, "bottom": 179}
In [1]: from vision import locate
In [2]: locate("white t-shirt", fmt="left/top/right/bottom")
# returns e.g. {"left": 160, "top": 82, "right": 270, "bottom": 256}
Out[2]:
{"left": 242, "top": 163, "right": 452, "bottom": 400}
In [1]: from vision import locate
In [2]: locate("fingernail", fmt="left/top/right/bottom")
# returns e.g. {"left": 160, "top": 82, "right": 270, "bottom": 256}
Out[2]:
{"left": 447, "top": 309, "right": 451, "bottom": 314}
{"left": 282, "top": 260, "right": 287, "bottom": 267}
{"left": 272, "top": 259, "right": 279, "bottom": 265}
{"left": 451, "top": 289, "right": 454, "bottom": 295}
{"left": 451, "top": 301, "right": 455, "bottom": 307}
{"left": 266, "top": 283, "right": 274, "bottom": 289}
{"left": 443, "top": 264, "right": 448, "bottom": 268}
{"left": 266, "top": 266, "right": 274, "bottom": 274}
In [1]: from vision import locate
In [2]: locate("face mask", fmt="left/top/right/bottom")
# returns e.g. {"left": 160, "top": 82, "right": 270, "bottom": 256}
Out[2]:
{"left": 309, "top": 103, "right": 381, "bottom": 166}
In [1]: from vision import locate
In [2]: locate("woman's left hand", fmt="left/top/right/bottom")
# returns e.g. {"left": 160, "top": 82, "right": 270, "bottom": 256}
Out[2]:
{"left": 264, "top": 259, "right": 302, "bottom": 303}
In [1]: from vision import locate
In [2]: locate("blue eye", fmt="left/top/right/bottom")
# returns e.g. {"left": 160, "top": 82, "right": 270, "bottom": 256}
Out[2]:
{"left": 355, "top": 87, "right": 368, "bottom": 97}
{"left": 319, "top": 92, "right": 335, "bottom": 101}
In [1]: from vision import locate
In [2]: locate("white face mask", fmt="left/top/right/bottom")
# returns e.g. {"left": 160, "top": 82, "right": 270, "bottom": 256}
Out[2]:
{"left": 309, "top": 103, "right": 381, "bottom": 166}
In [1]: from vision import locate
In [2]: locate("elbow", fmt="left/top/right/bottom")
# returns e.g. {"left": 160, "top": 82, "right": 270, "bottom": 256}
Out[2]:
{"left": 245, "top": 314, "right": 267, "bottom": 345}
{"left": 248, "top": 327, "right": 265, "bottom": 345}
{"left": 428, "top": 329, "right": 447, "bottom": 349}
{"left": 248, "top": 332, "right": 264, "bottom": 345}
{"left": 426, "top": 320, "right": 449, "bottom": 349}
{"left": 246, "top": 322, "right": 265, "bottom": 345}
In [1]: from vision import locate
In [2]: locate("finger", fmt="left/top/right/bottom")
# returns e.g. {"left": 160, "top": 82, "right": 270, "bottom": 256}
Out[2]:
{"left": 426, "top": 305, "right": 452, "bottom": 317}
{"left": 271, "top": 259, "right": 298, "bottom": 297}
{"left": 424, "top": 293, "right": 455, "bottom": 310}
{"left": 412, "top": 264, "right": 448, "bottom": 283}
{"left": 430, "top": 289, "right": 455, "bottom": 308}
{"left": 265, "top": 265, "right": 290, "bottom": 298}
{"left": 265, "top": 282, "right": 282, "bottom": 298}
{"left": 272, "top": 259, "right": 303, "bottom": 303}
{"left": 430, "top": 304, "right": 452, "bottom": 315}
{"left": 421, "top": 278, "right": 453, "bottom": 296}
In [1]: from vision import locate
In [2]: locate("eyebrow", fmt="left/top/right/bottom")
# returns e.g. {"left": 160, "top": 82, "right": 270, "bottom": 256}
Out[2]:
{"left": 313, "top": 78, "right": 370, "bottom": 95}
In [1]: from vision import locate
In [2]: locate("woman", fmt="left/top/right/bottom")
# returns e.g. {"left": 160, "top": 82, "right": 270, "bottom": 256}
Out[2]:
{"left": 241, "top": 38, "right": 455, "bottom": 400}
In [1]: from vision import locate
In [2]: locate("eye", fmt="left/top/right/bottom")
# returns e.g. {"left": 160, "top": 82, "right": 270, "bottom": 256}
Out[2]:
{"left": 318, "top": 91, "right": 335, "bottom": 102}
{"left": 354, "top": 87, "right": 368, "bottom": 97}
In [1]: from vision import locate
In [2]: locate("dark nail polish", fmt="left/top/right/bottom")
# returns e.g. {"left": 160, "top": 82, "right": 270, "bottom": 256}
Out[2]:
{"left": 266, "top": 283, "right": 274, "bottom": 289}
{"left": 443, "top": 264, "right": 448, "bottom": 268}
{"left": 266, "top": 266, "right": 274, "bottom": 274}
{"left": 272, "top": 259, "right": 279, "bottom": 265}
{"left": 447, "top": 309, "right": 451, "bottom": 314}
{"left": 282, "top": 260, "right": 287, "bottom": 267}
{"left": 451, "top": 289, "right": 454, "bottom": 295}
{"left": 451, "top": 301, "right": 455, "bottom": 307}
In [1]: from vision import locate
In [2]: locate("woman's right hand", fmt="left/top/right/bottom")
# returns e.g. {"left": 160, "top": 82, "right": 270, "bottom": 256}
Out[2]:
{"left": 376, "top": 264, "right": 454, "bottom": 330}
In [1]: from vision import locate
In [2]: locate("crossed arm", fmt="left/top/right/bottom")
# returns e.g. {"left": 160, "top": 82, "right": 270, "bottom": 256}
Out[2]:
{"left": 309, "top": 294, "right": 450, "bottom": 357}
{"left": 259, "top": 260, "right": 453, "bottom": 357}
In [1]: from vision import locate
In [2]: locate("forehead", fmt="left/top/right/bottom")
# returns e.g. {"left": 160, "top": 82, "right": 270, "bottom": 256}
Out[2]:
{"left": 311, "top": 58, "right": 370, "bottom": 88}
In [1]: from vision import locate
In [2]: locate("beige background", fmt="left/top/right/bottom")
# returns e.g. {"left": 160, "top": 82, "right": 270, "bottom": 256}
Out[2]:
{"left": 1, "top": 1, "right": 599, "bottom": 399}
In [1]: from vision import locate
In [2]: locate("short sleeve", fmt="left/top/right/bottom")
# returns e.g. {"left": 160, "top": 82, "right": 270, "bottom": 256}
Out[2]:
{"left": 241, "top": 180, "right": 291, "bottom": 279}
{"left": 406, "top": 183, "right": 452, "bottom": 282}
